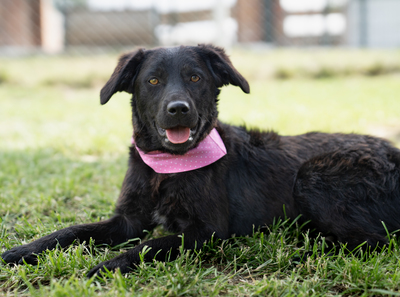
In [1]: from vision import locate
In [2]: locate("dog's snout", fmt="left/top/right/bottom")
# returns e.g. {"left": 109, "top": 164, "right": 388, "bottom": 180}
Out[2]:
{"left": 167, "top": 101, "right": 190, "bottom": 116}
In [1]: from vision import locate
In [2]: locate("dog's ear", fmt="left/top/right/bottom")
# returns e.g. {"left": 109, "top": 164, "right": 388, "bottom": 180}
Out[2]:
{"left": 100, "top": 49, "right": 146, "bottom": 105}
{"left": 196, "top": 44, "right": 250, "bottom": 94}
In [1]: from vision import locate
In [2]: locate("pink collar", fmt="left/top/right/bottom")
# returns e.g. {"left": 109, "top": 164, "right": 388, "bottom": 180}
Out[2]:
{"left": 132, "top": 128, "right": 227, "bottom": 174}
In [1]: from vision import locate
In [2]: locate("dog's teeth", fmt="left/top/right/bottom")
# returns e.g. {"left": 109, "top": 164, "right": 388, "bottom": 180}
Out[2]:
{"left": 188, "top": 136, "right": 193, "bottom": 141}
{"left": 165, "top": 138, "right": 169, "bottom": 143}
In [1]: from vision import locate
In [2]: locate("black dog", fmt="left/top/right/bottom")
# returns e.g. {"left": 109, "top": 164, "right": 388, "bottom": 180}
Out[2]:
{"left": 3, "top": 44, "right": 400, "bottom": 277}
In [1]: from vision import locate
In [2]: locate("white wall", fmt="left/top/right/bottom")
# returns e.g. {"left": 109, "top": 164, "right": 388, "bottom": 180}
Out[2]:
{"left": 367, "top": 0, "right": 400, "bottom": 47}
{"left": 41, "top": 0, "right": 64, "bottom": 53}
{"left": 347, "top": 0, "right": 400, "bottom": 48}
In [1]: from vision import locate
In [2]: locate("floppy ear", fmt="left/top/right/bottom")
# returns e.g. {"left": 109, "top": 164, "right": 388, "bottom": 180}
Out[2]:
{"left": 196, "top": 44, "right": 250, "bottom": 94}
{"left": 100, "top": 49, "right": 146, "bottom": 105}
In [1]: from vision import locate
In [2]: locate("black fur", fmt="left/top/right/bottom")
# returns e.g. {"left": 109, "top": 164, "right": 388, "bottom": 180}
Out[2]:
{"left": 2, "top": 45, "right": 400, "bottom": 277}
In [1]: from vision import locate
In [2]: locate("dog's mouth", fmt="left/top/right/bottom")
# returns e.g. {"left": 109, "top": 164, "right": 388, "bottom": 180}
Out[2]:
{"left": 156, "top": 123, "right": 198, "bottom": 145}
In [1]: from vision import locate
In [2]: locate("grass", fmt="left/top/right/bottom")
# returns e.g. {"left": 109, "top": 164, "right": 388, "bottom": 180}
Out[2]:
{"left": 229, "top": 48, "right": 400, "bottom": 81}
{"left": 1, "top": 49, "right": 400, "bottom": 296}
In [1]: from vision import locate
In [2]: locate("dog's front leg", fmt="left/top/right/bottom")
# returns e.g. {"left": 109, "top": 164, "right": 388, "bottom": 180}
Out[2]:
{"left": 2, "top": 162, "right": 156, "bottom": 266}
{"left": 87, "top": 225, "right": 214, "bottom": 277}
{"left": 1, "top": 214, "right": 151, "bottom": 265}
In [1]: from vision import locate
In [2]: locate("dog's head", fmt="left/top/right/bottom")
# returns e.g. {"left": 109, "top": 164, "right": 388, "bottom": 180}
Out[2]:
{"left": 100, "top": 44, "right": 249, "bottom": 155}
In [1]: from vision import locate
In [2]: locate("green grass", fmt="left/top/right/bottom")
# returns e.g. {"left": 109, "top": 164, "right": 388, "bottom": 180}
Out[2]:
{"left": 1, "top": 49, "right": 400, "bottom": 296}
{"left": 229, "top": 48, "right": 400, "bottom": 80}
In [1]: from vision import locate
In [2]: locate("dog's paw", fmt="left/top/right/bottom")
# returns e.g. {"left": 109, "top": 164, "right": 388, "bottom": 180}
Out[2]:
{"left": 2, "top": 245, "right": 39, "bottom": 265}
{"left": 87, "top": 255, "right": 137, "bottom": 278}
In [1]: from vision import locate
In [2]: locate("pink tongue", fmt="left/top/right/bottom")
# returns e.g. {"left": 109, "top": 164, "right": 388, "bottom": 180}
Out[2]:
{"left": 166, "top": 127, "right": 191, "bottom": 144}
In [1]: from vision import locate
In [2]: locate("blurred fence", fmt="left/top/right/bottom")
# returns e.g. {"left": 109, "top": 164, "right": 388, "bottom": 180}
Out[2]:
{"left": 0, "top": 0, "right": 399, "bottom": 56}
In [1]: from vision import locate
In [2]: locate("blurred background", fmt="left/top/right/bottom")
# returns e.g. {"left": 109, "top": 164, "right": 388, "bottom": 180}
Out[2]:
{"left": 0, "top": 0, "right": 399, "bottom": 152}
{"left": 1, "top": 0, "right": 400, "bottom": 55}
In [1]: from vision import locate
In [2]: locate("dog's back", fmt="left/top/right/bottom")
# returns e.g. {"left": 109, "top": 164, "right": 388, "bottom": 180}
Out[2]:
{"left": 216, "top": 123, "right": 400, "bottom": 239}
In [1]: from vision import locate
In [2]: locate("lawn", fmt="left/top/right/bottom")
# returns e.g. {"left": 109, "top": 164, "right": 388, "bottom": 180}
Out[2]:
{"left": 1, "top": 49, "right": 400, "bottom": 296}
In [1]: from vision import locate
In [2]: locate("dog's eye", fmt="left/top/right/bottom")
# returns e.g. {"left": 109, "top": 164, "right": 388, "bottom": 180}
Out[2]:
{"left": 190, "top": 75, "right": 200, "bottom": 82}
{"left": 149, "top": 78, "right": 159, "bottom": 85}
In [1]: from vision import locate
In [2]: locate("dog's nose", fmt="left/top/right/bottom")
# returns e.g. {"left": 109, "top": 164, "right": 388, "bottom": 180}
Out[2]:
{"left": 167, "top": 101, "right": 190, "bottom": 116}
